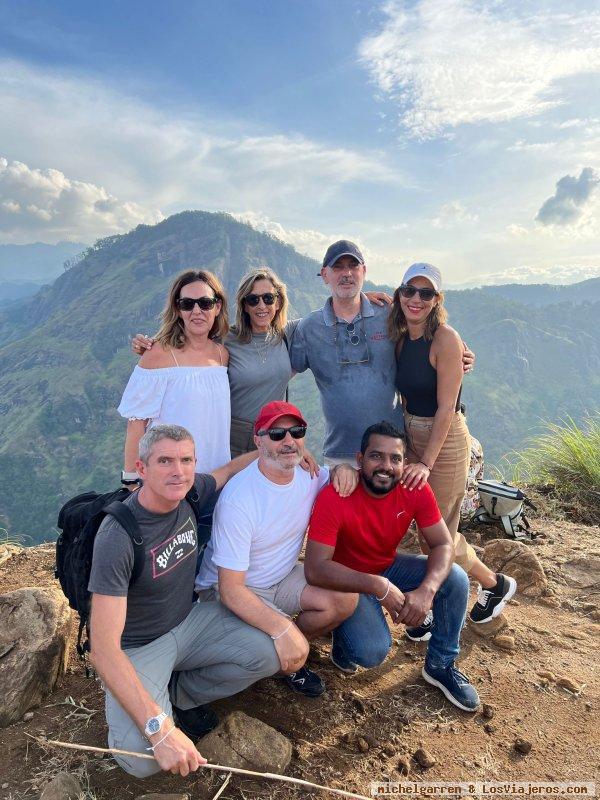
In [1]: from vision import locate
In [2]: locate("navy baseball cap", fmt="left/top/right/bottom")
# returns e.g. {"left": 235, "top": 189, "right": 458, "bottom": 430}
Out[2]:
{"left": 321, "top": 240, "right": 365, "bottom": 272}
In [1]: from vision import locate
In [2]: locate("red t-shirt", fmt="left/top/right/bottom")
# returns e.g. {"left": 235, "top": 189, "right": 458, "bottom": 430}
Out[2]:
{"left": 308, "top": 480, "right": 442, "bottom": 574}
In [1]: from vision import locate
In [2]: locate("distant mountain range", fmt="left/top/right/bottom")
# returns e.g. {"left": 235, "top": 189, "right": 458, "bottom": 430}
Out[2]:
{"left": 1, "top": 211, "right": 598, "bottom": 543}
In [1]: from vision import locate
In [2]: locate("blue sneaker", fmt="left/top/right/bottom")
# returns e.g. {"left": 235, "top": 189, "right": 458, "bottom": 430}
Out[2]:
{"left": 422, "top": 662, "right": 480, "bottom": 712}
{"left": 330, "top": 643, "right": 358, "bottom": 674}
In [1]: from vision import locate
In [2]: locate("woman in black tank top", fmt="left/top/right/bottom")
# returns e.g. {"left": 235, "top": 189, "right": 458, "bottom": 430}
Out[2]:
{"left": 388, "top": 264, "right": 516, "bottom": 635}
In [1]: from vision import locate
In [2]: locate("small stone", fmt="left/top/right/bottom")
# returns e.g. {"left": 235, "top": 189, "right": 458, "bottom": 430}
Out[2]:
{"left": 474, "top": 760, "right": 483, "bottom": 768}
{"left": 556, "top": 677, "right": 582, "bottom": 694}
{"left": 590, "top": 610, "right": 600, "bottom": 622}
{"left": 384, "top": 743, "right": 396, "bottom": 757}
{"left": 541, "top": 597, "right": 560, "bottom": 608}
{"left": 22, "top": 711, "right": 34, "bottom": 721}
{"left": 484, "top": 723, "right": 496, "bottom": 734}
{"left": 481, "top": 704, "right": 496, "bottom": 720}
{"left": 414, "top": 747, "right": 436, "bottom": 769}
{"left": 40, "top": 772, "right": 82, "bottom": 800}
{"left": 537, "top": 670, "right": 556, "bottom": 682}
{"left": 357, "top": 737, "right": 370, "bottom": 753}
{"left": 585, "top": 702, "right": 592, "bottom": 712}
{"left": 514, "top": 738, "right": 533, "bottom": 755}
{"left": 493, "top": 634, "right": 516, "bottom": 651}
{"left": 397, "top": 756, "right": 411, "bottom": 775}
{"left": 2, "top": 784, "right": 8, "bottom": 790}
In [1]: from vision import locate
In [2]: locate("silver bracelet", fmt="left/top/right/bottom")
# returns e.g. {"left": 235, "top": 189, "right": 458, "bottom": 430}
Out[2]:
{"left": 271, "top": 621, "right": 293, "bottom": 640}
{"left": 146, "top": 725, "right": 174, "bottom": 751}
{"left": 376, "top": 578, "right": 390, "bottom": 602}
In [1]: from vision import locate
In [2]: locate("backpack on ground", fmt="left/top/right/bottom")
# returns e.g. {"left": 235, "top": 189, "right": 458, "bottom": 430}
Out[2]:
{"left": 472, "top": 479, "right": 537, "bottom": 541}
{"left": 56, "top": 484, "right": 210, "bottom": 665}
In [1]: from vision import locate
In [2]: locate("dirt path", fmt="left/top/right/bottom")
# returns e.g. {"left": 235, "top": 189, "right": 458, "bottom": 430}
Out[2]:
{"left": 0, "top": 518, "right": 598, "bottom": 799}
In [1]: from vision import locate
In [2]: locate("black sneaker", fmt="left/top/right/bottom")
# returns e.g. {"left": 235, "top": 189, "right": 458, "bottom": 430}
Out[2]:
{"left": 406, "top": 610, "right": 433, "bottom": 642}
{"left": 330, "top": 643, "right": 358, "bottom": 674}
{"left": 283, "top": 666, "right": 326, "bottom": 697}
{"left": 470, "top": 573, "right": 517, "bottom": 624}
{"left": 173, "top": 704, "right": 219, "bottom": 740}
{"left": 422, "top": 661, "right": 480, "bottom": 712}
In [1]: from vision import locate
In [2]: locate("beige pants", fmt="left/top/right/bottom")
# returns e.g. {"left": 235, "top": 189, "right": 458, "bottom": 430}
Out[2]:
{"left": 404, "top": 410, "right": 476, "bottom": 573}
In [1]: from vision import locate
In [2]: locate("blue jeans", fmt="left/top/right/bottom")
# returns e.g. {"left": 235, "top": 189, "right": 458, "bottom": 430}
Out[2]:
{"left": 332, "top": 555, "right": 469, "bottom": 669}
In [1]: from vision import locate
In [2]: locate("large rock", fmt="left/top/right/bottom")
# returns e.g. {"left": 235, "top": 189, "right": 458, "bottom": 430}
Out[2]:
{"left": 0, "top": 587, "right": 72, "bottom": 727}
{"left": 0, "top": 543, "right": 22, "bottom": 567}
{"left": 40, "top": 771, "right": 81, "bottom": 800}
{"left": 199, "top": 711, "right": 292, "bottom": 773}
{"left": 482, "top": 539, "right": 547, "bottom": 597}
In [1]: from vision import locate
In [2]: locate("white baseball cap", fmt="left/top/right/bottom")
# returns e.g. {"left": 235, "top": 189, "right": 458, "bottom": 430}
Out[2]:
{"left": 401, "top": 262, "right": 442, "bottom": 292}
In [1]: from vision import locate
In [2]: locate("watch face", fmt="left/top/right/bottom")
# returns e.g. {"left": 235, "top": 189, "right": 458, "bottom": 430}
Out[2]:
{"left": 146, "top": 717, "right": 161, "bottom": 735}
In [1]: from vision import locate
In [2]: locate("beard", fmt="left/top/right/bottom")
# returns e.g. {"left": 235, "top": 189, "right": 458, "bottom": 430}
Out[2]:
{"left": 361, "top": 469, "right": 401, "bottom": 496}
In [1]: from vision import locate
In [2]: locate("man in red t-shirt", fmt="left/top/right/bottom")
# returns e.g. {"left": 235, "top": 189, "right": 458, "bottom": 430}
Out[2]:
{"left": 305, "top": 421, "right": 480, "bottom": 712}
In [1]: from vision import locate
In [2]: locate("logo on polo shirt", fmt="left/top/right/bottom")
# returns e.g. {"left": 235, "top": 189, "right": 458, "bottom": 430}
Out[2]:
{"left": 151, "top": 516, "right": 197, "bottom": 578}
{"left": 370, "top": 331, "right": 388, "bottom": 341}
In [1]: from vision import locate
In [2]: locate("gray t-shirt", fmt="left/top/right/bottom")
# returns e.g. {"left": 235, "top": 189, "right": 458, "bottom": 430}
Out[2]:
{"left": 88, "top": 474, "right": 217, "bottom": 649}
{"left": 225, "top": 321, "right": 297, "bottom": 422}
{"left": 289, "top": 295, "right": 404, "bottom": 458}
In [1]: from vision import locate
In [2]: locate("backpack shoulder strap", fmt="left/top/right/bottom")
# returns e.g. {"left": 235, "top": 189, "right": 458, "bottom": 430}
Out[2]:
{"left": 102, "top": 501, "right": 145, "bottom": 584}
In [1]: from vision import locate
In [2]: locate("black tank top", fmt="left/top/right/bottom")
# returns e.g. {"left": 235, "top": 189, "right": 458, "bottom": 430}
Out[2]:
{"left": 395, "top": 336, "right": 461, "bottom": 417}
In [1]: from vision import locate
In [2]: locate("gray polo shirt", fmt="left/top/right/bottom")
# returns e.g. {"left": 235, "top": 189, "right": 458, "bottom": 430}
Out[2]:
{"left": 289, "top": 295, "right": 403, "bottom": 458}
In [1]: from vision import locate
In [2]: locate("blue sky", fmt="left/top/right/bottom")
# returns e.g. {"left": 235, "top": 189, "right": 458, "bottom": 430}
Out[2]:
{"left": 1, "top": 0, "right": 599, "bottom": 286}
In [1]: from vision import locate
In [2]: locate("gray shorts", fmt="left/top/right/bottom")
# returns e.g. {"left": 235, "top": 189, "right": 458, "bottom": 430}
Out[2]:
{"left": 200, "top": 562, "right": 307, "bottom": 618}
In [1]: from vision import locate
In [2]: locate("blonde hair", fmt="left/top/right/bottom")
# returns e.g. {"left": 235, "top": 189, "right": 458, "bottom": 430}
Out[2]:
{"left": 387, "top": 287, "right": 448, "bottom": 343}
{"left": 155, "top": 269, "right": 229, "bottom": 348}
{"left": 233, "top": 267, "right": 289, "bottom": 343}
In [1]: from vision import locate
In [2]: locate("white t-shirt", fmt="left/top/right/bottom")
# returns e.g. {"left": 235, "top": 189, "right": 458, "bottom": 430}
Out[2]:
{"left": 195, "top": 461, "right": 329, "bottom": 590}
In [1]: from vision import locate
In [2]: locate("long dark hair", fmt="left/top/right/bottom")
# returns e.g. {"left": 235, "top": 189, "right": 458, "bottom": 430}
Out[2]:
{"left": 387, "top": 287, "right": 448, "bottom": 343}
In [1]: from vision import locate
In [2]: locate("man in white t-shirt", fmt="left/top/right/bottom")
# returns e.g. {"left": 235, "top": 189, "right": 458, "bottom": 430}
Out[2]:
{"left": 195, "top": 400, "right": 358, "bottom": 697}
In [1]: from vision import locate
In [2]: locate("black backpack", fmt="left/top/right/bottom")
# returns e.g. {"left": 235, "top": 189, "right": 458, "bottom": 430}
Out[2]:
{"left": 56, "top": 483, "right": 210, "bottom": 663}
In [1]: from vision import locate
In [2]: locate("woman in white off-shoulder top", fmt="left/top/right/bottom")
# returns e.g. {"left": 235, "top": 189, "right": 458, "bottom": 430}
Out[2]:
{"left": 118, "top": 269, "right": 231, "bottom": 478}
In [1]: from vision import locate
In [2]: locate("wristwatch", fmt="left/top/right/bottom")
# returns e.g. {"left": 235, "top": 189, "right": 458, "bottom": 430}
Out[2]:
{"left": 144, "top": 711, "right": 168, "bottom": 738}
{"left": 121, "top": 469, "right": 141, "bottom": 486}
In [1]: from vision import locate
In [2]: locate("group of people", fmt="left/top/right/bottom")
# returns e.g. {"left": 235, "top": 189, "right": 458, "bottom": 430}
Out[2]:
{"left": 88, "top": 241, "right": 517, "bottom": 778}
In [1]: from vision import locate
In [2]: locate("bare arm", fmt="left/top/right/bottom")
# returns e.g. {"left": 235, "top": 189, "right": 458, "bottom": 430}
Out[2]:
{"left": 124, "top": 419, "right": 148, "bottom": 473}
{"left": 217, "top": 567, "right": 308, "bottom": 673}
{"left": 89, "top": 594, "right": 205, "bottom": 775}
{"left": 402, "top": 326, "right": 464, "bottom": 490}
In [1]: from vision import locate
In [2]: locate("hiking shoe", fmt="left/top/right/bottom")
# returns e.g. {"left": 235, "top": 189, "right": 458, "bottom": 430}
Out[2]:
{"left": 406, "top": 610, "right": 434, "bottom": 642}
{"left": 173, "top": 704, "right": 219, "bottom": 740}
{"left": 470, "top": 573, "right": 517, "bottom": 624}
{"left": 283, "top": 666, "right": 326, "bottom": 697}
{"left": 330, "top": 643, "right": 358, "bottom": 674}
{"left": 422, "top": 662, "right": 480, "bottom": 712}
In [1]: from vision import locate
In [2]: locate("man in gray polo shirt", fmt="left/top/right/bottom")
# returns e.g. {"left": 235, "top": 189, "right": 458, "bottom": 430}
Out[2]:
{"left": 289, "top": 240, "right": 402, "bottom": 465}
{"left": 289, "top": 241, "right": 472, "bottom": 466}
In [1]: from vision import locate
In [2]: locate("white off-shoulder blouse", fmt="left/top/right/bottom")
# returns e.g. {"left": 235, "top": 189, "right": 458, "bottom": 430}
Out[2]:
{"left": 118, "top": 364, "right": 232, "bottom": 473}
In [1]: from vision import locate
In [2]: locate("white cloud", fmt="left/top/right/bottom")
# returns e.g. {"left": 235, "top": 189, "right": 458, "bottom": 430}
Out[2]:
{"left": 359, "top": 0, "right": 600, "bottom": 139}
{"left": 0, "top": 157, "right": 163, "bottom": 242}
{"left": 233, "top": 211, "right": 338, "bottom": 261}
{"left": 535, "top": 167, "right": 600, "bottom": 226}
{"left": 0, "top": 59, "right": 401, "bottom": 243}
{"left": 431, "top": 201, "right": 478, "bottom": 228}
{"left": 465, "top": 263, "right": 600, "bottom": 286}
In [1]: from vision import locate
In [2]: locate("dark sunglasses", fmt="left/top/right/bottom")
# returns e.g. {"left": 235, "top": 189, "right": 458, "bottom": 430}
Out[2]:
{"left": 245, "top": 292, "right": 278, "bottom": 307}
{"left": 398, "top": 285, "right": 438, "bottom": 302}
{"left": 257, "top": 425, "right": 307, "bottom": 441}
{"left": 176, "top": 296, "right": 219, "bottom": 311}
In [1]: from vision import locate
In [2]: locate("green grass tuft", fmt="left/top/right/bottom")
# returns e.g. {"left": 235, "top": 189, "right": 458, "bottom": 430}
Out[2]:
{"left": 509, "top": 414, "right": 600, "bottom": 524}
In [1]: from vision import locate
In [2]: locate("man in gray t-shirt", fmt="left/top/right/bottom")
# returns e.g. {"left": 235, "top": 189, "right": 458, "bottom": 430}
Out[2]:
{"left": 88, "top": 424, "right": 280, "bottom": 779}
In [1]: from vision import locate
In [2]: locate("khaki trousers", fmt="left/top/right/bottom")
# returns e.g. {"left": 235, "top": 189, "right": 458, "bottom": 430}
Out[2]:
{"left": 404, "top": 410, "right": 476, "bottom": 573}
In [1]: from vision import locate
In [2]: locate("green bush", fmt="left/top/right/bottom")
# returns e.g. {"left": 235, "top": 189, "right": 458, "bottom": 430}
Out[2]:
{"left": 512, "top": 415, "right": 600, "bottom": 523}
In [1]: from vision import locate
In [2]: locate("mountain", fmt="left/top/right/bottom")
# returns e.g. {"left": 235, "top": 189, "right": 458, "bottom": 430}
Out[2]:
{"left": 0, "top": 280, "right": 46, "bottom": 309}
{"left": 1, "top": 211, "right": 598, "bottom": 543}
{"left": 0, "top": 241, "right": 88, "bottom": 282}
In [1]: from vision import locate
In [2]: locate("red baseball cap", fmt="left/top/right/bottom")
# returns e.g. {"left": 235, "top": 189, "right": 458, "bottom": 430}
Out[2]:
{"left": 254, "top": 401, "right": 307, "bottom": 435}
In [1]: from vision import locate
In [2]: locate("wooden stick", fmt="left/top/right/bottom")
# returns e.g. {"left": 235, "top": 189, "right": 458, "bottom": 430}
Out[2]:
{"left": 211, "top": 771, "right": 232, "bottom": 800}
{"left": 32, "top": 737, "right": 372, "bottom": 800}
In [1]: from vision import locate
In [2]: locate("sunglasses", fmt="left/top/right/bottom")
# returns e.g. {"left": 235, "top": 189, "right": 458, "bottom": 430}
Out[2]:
{"left": 257, "top": 425, "right": 307, "bottom": 441}
{"left": 398, "top": 285, "right": 438, "bottom": 302}
{"left": 176, "top": 296, "right": 219, "bottom": 311}
{"left": 245, "top": 292, "right": 278, "bottom": 307}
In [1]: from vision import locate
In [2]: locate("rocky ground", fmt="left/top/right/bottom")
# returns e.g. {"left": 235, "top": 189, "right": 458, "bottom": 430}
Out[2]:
{"left": 0, "top": 514, "right": 598, "bottom": 800}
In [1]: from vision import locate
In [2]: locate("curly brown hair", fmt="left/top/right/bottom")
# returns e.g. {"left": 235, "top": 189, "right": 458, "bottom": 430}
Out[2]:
{"left": 155, "top": 269, "right": 229, "bottom": 349}
{"left": 387, "top": 286, "right": 448, "bottom": 343}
